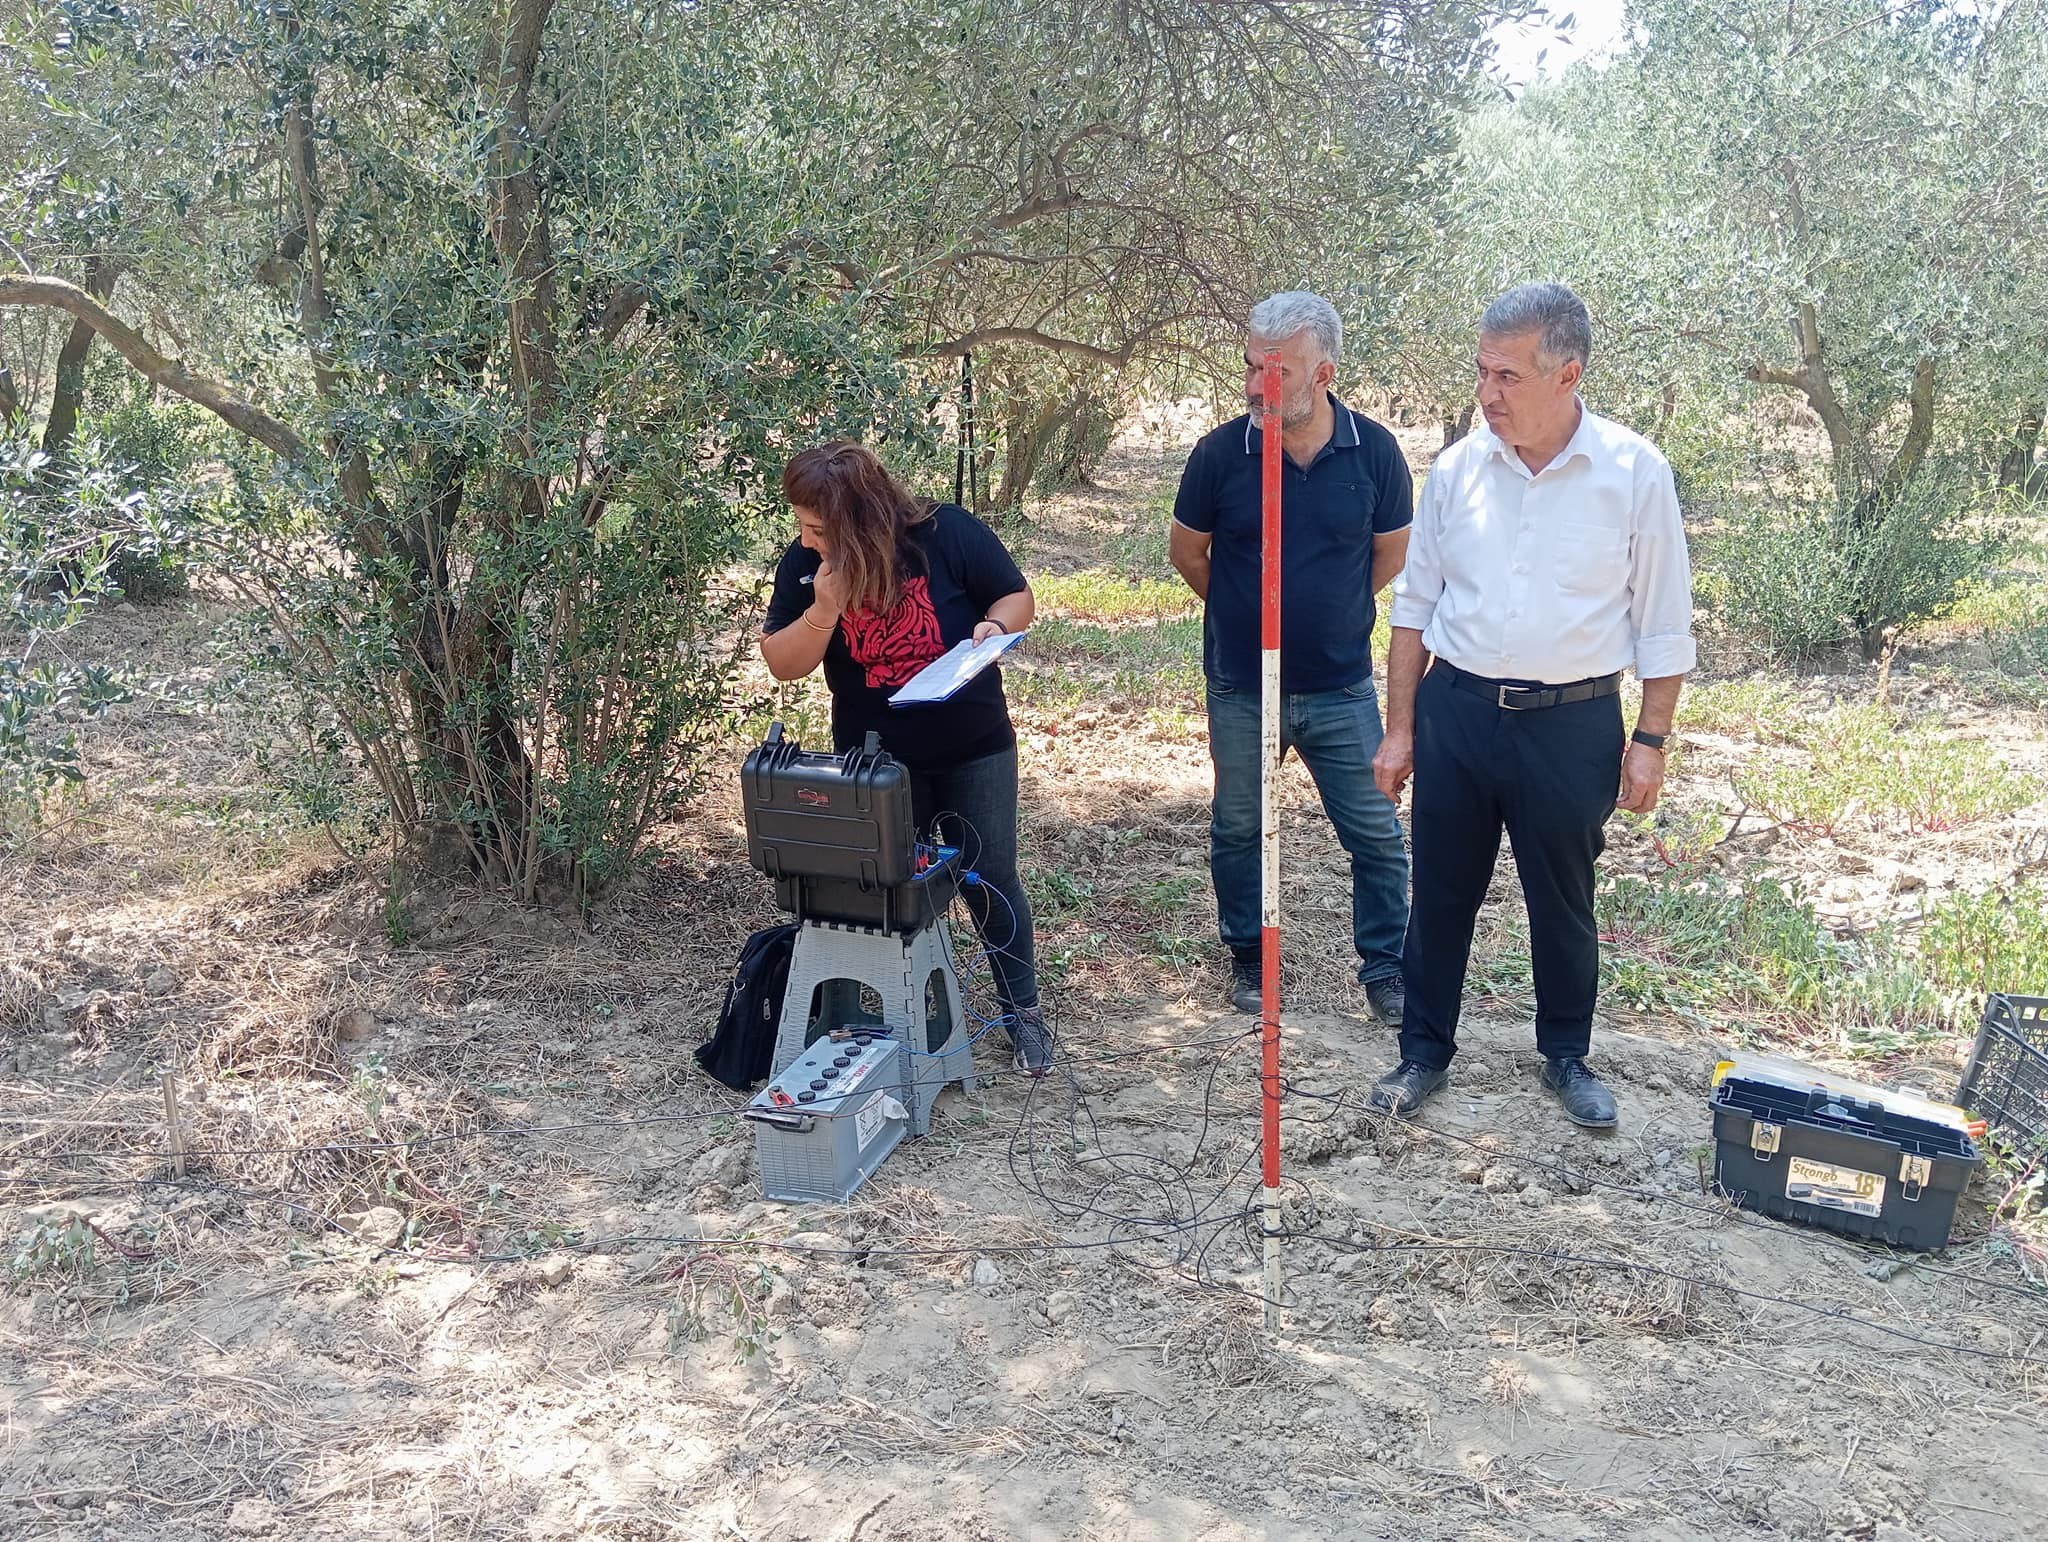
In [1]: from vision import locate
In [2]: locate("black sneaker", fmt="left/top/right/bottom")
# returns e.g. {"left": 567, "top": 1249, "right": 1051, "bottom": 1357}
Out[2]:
{"left": 1541, "top": 1057, "right": 1618, "bottom": 1129}
{"left": 1367, "top": 1059, "right": 1449, "bottom": 1116}
{"left": 1009, "top": 1006, "right": 1054, "bottom": 1079}
{"left": 1362, "top": 975, "right": 1405, "bottom": 1026}
{"left": 1229, "top": 950, "right": 1262, "bottom": 1015}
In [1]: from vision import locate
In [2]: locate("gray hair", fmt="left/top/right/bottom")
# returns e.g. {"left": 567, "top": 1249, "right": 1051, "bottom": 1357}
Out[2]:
{"left": 1248, "top": 291, "right": 1343, "bottom": 366}
{"left": 1480, "top": 282, "right": 1592, "bottom": 370}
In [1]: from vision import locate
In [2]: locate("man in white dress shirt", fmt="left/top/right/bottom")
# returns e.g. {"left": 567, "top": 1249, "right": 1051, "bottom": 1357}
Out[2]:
{"left": 1368, "top": 282, "right": 1696, "bottom": 1128}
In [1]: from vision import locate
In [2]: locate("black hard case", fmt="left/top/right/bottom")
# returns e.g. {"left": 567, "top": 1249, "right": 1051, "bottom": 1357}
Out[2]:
{"left": 1709, "top": 1064, "right": 1980, "bottom": 1251}
{"left": 740, "top": 725, "right": 957, "bottom": 932}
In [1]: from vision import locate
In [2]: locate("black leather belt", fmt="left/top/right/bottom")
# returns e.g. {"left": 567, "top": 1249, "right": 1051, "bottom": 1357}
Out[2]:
{"left": 1441, "top": 662, "right": 1622, "bottom": 711}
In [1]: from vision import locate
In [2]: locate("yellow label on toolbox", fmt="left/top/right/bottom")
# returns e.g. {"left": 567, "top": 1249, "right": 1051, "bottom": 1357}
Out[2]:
{"left": 1785, "top": 1156, "right": 1886, "bottom": 1217}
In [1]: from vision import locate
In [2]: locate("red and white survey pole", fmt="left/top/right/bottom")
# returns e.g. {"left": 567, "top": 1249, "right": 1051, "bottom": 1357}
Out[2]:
{"left": 1259, "top": 351, "right": 1284, "bottom": 1328}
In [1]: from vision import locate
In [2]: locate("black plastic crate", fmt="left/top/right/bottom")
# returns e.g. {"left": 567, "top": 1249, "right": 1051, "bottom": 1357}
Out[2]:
{"left": 1710, "top": 1056, "right": 1981, "bottom": 1251}
{"left": 1958, "top": 993, "right": 2048, "bottom": 1149}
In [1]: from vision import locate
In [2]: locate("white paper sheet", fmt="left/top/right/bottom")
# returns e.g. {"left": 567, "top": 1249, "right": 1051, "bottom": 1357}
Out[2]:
{"left": 887, "top": 630, "right": 1027, "bottom": 706}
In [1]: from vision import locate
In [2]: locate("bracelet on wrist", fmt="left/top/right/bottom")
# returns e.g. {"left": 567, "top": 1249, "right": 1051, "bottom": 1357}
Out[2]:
{"left": 984, "top": 616, "right": 1007, "bottom": 635}
{"left": 801, "top": 608, "right": 836, "bottom": 634}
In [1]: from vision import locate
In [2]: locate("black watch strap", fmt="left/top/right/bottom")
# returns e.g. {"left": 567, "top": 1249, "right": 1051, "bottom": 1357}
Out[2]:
{"left": 1631, "top": 728, "right": 1668, "bottom": 750}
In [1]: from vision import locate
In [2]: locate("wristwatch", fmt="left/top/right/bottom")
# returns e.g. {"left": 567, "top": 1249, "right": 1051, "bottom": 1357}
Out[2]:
{"left": 1631, "top": 728, "right": 1668, "bottom": 751}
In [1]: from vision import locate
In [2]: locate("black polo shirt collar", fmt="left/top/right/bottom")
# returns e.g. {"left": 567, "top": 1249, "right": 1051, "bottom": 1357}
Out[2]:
{"left": 1242, "top": 394, "right": 1365, "bottom": 465}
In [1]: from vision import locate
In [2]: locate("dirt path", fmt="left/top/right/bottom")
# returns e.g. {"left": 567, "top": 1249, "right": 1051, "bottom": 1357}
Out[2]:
{"left": 4, "top": 432, "right": 2047, "bottom": 1539}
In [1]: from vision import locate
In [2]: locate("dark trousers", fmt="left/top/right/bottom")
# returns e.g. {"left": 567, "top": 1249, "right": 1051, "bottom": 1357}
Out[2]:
{"left": 1399, "top": 665, "right": 1623, "bottom": 1070}
{"left": 910, "top": 746, "right": 1038, "bottom": 1013}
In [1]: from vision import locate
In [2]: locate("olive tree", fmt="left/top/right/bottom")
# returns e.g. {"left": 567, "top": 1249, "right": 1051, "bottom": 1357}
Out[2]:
{"left": 757, "top": 0, "right": 1525, "bottom": 508}
{"left": 1385, "top": 0, "right": 2048, "bottom": 655}
{"left": 2, "top": 1, "right": 923, "bottom": 900}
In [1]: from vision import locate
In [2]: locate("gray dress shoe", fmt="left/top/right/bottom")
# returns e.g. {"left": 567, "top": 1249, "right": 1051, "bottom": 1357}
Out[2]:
{"left": 1541, "top": 1056, "right": 1618, "bottom": 1129}
{"left": 1368, "top": 1059, "right": 1449, "bottom": 1116}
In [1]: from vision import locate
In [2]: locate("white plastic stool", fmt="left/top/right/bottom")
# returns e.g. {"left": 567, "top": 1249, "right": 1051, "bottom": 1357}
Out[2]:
{"left": 770, "top": 917, "right": 975, "bottom": 1136}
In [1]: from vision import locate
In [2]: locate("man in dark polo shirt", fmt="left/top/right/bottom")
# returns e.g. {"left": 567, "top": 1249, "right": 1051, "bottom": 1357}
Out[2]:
{"left": 1169, "top": 291, "right": 1413, "bottom": 1022}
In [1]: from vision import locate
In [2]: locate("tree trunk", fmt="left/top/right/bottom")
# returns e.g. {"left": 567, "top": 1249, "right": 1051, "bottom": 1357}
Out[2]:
{"left": 41, "top": 257, "right": 121, "bottom": 459}
{"left": 1999, "top": 399, "right": 2044, "bottom": 490}
{"left": 1748, "top": 302, "right": 1871, "bottom": 494}
{"left": 1873, "top": 356, "right": 1935, "bottom": 509}
{"left": 993, "top": 393, "right": 1078, "bottom": 512}
{"left": 470, "top": 0, "right": 560, "bottom": 894}
{"left": 1439, "top": 402, "right": 1473, "bottom": 450}
{"left": 0, "top": 277, "right": 307, "bottom": 457}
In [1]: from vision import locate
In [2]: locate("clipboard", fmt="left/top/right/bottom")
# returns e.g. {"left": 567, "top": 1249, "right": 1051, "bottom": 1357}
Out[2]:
{"left": 888, "top": 631, "right": 1026, "bottom": 706}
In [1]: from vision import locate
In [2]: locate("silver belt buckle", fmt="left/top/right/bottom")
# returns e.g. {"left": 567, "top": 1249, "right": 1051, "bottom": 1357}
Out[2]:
{"left": 1497, "top": 684, "right": 1525, "bottom": 710}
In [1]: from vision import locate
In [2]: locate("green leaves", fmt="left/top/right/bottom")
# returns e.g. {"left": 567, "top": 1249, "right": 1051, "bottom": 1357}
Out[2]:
{"left": 0, "top": 433, "right": 165, "bottom": 830}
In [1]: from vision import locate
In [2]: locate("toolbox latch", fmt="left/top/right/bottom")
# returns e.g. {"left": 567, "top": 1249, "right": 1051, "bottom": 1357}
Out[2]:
{"left": 1750, "top": 1121, "right": 1782, "bottom": 1162}
{"left": 1899, "top": 1152, "right": 1932, "bottom": 1201}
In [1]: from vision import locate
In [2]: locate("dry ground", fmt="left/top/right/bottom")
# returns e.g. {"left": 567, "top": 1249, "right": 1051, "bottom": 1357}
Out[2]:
{"left": 4, "top": 422, "right": 2047, "bottom": 1540}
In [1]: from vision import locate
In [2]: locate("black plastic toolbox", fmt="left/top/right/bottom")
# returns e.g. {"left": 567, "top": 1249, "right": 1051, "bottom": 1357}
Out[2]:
{"left": 740, "top": 724, "right": 959, "bottom": 932}
{"left": 1709, "top": 1055, "right": 1981, "bottom": 1251}
{"left": 1957, "top": 993, "right": 2048, "bottom": 1149}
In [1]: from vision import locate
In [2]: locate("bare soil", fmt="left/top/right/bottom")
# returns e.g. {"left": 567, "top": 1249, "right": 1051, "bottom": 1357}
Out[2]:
{"left": 3, "top": 430, "right": 2045, "bottom": 1540}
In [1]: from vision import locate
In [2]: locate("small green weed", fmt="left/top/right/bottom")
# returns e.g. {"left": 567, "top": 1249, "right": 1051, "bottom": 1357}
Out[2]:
{"left": 1920, "top": 880, "right": 2048, "bottom": 999}
{"left": 1144, "top": 929, "right": 1205, "bottom": 968}
{"left": 666, "top": 1255, "right": 783, "bottom": 1362}
{"left": 1032, "top": 870, "right": 1096, "bottom": 919}
{"left": 10, "top": 1216, "right": 98, "bottom": 1283}
{"left": 1678, "top": 676, "right": 1804, "bottom": 739}
{"left": 382, "top": 882, "right": 414, "bottom": 947}
{"left": 1621, "top": 806, "right": 1730, "bottom": 868}
{"left": 1731, "top": 705, "right": 2037, "bottom": 836}
{"left": 520, "top": 1221, "right": 586, "bottom": 1254}
{"left": 1138, "top": 874, "right": 1202, "bottom": 914}
{"left": 351, "top": 1052, "right": 390, "bottom": 1127}
{"left": 1034, "top": 570, "right": 1196, "bottom": 621}
{"left": 1040, "top": 931, "right": 1107, "bottom": 985}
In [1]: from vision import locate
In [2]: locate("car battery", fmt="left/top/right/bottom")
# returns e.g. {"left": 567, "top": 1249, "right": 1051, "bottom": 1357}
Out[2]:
{"left": 744, "top": 1033, "right": 909, "bottom": 1203}
{"left": 1709, "top": 1054, "right": 1981, "bottom": 1250}
{"left": 741, "top": 723, "right": 961, "bottom": 932}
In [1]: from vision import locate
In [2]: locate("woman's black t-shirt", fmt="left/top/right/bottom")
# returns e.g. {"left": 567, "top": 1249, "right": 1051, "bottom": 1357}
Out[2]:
{"left": 763, "top": 504, "right": 1028, "bottom": 773}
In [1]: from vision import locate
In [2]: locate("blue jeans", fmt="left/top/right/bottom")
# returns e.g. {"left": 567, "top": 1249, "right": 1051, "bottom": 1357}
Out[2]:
{"left": 1207, "top": 677, "right": 1409, "bottom": 984}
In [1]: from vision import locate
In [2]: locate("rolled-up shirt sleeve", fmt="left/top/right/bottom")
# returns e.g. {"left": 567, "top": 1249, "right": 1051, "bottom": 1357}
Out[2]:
{"left": 1629, "top": 453, "right": 1698, "bottom": 679}
{"left": 1389, "top": 462, "right": 1444, "bottom": 632}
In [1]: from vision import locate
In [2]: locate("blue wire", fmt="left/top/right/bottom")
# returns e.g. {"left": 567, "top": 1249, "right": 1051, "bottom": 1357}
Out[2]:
{"left": 894, "top": 868, "right": 1028, "bottom": 1060}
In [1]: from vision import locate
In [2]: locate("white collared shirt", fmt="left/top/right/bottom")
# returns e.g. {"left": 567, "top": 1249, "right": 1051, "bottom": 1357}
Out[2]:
{"left": 1390, "top": 403, "right": 1697, "bottom": 683}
